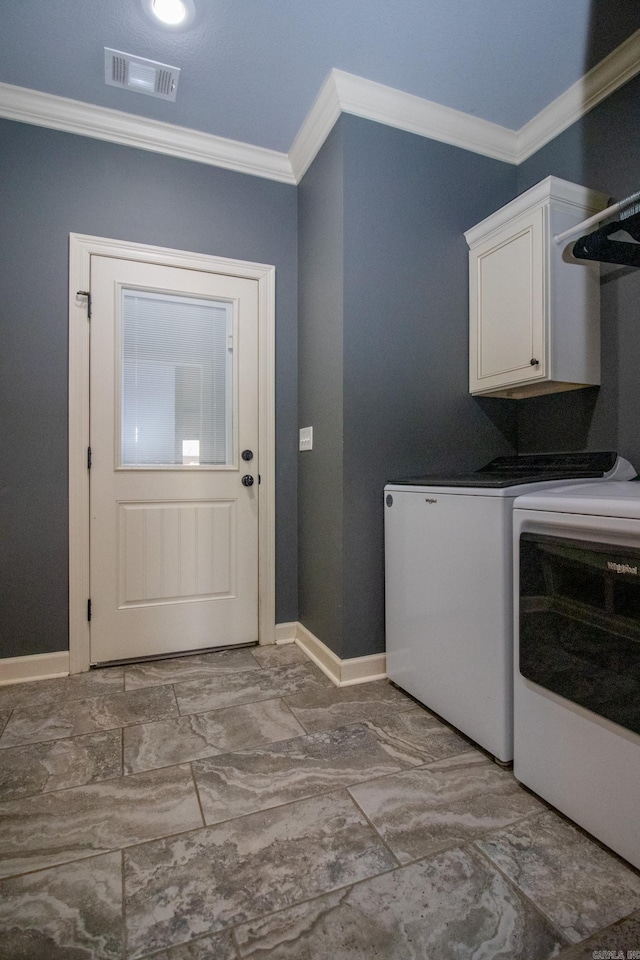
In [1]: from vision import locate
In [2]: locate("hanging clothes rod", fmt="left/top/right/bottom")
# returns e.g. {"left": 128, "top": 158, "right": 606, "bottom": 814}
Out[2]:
{"left": 554, "top": 188, "right": 640, "bottom": 244}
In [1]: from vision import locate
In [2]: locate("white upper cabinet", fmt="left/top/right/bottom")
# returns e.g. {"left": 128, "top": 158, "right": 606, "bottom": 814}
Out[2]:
{"left": 465, "top": 177, "right": 608, "bottom": 399}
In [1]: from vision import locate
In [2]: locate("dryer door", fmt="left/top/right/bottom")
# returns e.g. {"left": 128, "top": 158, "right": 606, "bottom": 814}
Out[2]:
{"left": 519, "top": 531, "right": 640, "bottom": 735}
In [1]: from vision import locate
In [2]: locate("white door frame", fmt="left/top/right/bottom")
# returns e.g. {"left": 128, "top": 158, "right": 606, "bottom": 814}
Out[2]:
{"left": 69, "top": 233, "right": 276, "bottom": 674}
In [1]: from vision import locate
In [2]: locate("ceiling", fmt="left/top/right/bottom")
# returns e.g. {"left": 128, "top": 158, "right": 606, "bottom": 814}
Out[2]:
{"left": 1, "top": 1, "right": 639, "bottom": 161}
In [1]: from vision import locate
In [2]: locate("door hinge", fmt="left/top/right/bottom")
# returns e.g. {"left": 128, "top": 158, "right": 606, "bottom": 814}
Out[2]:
{"left": 258, "top": 474, "right": 261, "bottom": 484}
{"left": 77, "top": 290, "right": 92, "bottom": 319}
{"left": 87, "top": 598, "right": 92, "bottom": 622}
{"left": 87, "top": 446, "right": 92, "bottom": 470}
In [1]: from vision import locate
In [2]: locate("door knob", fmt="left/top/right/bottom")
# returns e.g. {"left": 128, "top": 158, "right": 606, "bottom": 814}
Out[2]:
{"left": 241, "top": 475, "right": 254, "bottom": 487}
{"left": 242, "top": 449, "right": 254, "bottom": 461}
{"left": 530, "top": 358, "right": 540, "bottom": 366}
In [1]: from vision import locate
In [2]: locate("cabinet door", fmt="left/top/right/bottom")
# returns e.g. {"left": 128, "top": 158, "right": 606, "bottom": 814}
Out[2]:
{"left": 469, "top": 207, "right": 545, "bottom": 394}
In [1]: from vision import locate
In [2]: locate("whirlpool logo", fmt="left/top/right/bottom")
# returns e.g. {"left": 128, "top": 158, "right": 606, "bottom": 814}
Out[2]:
{"left": 607, "top": 561, "right": 638, "bottom": 576}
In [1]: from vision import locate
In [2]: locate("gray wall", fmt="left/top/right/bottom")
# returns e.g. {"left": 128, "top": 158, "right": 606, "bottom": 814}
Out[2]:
{"left": 0, "top": 119, "right": 298, "bottom": 659}
{"left": 297, "top": 122, "right": 346, "bottom": 653}
{"left": 341, "top": 117, "right": 519, "bottom": 657}
{"left": 298, "top": 114, "right": 518, "bottom": 660}
{"left": 515, "top": 73, "right": 640, "bottom": 469}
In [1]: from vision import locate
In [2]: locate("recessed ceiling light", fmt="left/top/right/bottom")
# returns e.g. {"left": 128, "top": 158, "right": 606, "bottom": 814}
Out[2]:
{"left": 141, "top": 0, "right": 195, "bottom": 29}
{"left": 152, "top": 0, "right": 186, "bottom": 24}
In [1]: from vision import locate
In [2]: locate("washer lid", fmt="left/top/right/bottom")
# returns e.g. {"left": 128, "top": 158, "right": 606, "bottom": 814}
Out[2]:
{"left": 388, "top": 451, "right": 628, "bottom": 489}
{"left": 514, "top": 480, "right": 640, "bottom": 518}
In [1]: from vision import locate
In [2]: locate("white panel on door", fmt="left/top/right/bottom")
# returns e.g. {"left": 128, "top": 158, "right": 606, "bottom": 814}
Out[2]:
{"left": 118, "top": 500, "right": 236, "bottom": 606}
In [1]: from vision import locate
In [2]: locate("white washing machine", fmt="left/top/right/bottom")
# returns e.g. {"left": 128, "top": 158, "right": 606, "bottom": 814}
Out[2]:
{"left": 384, "top": 452, "right": 635, "bottom": 764}
{"left": 513, "top": 481, "right": 640, "bottom": 869}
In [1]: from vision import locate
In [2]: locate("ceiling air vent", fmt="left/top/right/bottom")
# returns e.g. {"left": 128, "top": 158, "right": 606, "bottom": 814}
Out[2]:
{"left": 104, "top": 48, "right": 180, "bottom": 101}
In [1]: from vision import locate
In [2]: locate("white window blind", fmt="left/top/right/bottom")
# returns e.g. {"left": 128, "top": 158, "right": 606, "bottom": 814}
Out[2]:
{"left": 121, "top": 289, "right": 233, "bottom": 466}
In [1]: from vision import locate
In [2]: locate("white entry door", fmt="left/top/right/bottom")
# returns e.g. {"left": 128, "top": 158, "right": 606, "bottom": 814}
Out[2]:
{"left": 89, "top": 255, "right": 259, "bottom": 664}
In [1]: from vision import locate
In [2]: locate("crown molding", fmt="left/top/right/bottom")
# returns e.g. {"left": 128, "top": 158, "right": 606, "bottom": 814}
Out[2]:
{"left": 289, "top": 71, "right": 343, "bottom": 182}
{"left": 294, "top": 31, "right": 640, "bottom": 176}
{"left": 1, "top": 29, "right": 638, "bottom": 184}
{"left": 289, "top": 68, "right": 518, "bottom": 181}
{"left": 517, "top": 28, "right": 640, "bottom": 163}
{"left": 333, "top": 69, "right": 518, "bottom": 163}
{"left": 0, "top": 82, "right": 295, "bottom": 184}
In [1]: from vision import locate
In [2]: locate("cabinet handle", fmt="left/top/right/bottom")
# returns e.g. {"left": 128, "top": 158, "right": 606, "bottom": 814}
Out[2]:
{"left": 530, "top": 358, "right": 539, "bottom": 366}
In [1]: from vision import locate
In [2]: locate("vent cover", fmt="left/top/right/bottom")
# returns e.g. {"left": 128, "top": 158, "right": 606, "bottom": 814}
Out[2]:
{"left": 104, "top": 48, "right": 180, "bottom": 101}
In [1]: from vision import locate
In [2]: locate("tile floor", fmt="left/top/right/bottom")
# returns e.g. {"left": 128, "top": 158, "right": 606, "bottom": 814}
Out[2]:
{"left": 1, "top": 643, "right": 639, "bottom": 959}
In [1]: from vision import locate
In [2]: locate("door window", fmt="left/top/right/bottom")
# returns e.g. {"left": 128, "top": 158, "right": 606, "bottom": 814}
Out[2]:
{"left": 120, "top": 289, "right": 233, "bottom": 467}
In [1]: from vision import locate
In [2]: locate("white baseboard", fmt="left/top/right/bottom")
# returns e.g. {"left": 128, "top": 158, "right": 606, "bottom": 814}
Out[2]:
{"left": 274, "top": 622, "right": 298, "bottom": 644}
{"left": 0, "top": 631, "right": 384, "bottom": 689}
{"left": 0, "top": 651, "right": 70, "bottom": 686}
{"left": 282, "top": 621, "right": 387, "bottom": 687}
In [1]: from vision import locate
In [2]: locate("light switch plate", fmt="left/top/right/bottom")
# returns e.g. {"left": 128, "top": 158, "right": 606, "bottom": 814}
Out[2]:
{"left": 299, "top": 426, "right": 313, "bottom": 451}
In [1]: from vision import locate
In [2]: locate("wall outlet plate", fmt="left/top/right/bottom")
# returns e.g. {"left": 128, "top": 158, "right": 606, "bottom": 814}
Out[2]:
{"left": 299, "top": 426, "right": 313, "bottom": 451}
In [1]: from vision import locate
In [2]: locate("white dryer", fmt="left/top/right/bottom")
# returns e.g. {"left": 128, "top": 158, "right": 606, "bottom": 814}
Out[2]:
{"left": 513, "top": 481, "right": 640, "bottom": 869}
{"left": 385, "top": 452, "right": 635, "bottom": 764}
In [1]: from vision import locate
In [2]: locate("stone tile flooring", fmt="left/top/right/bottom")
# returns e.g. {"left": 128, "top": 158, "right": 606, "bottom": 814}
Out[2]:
{"left": 1, "top": 643, "right": 639, "bottom": 959}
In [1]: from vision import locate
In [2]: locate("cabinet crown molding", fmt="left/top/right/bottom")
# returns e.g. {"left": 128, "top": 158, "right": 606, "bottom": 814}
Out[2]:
{"left": 464, "top": 176, "right": 609, "bottom": 248}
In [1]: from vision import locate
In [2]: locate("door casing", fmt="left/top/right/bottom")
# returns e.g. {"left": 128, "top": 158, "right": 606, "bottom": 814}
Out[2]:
{"left": 69, "top": 233, "right": 276, "bottom": 674}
